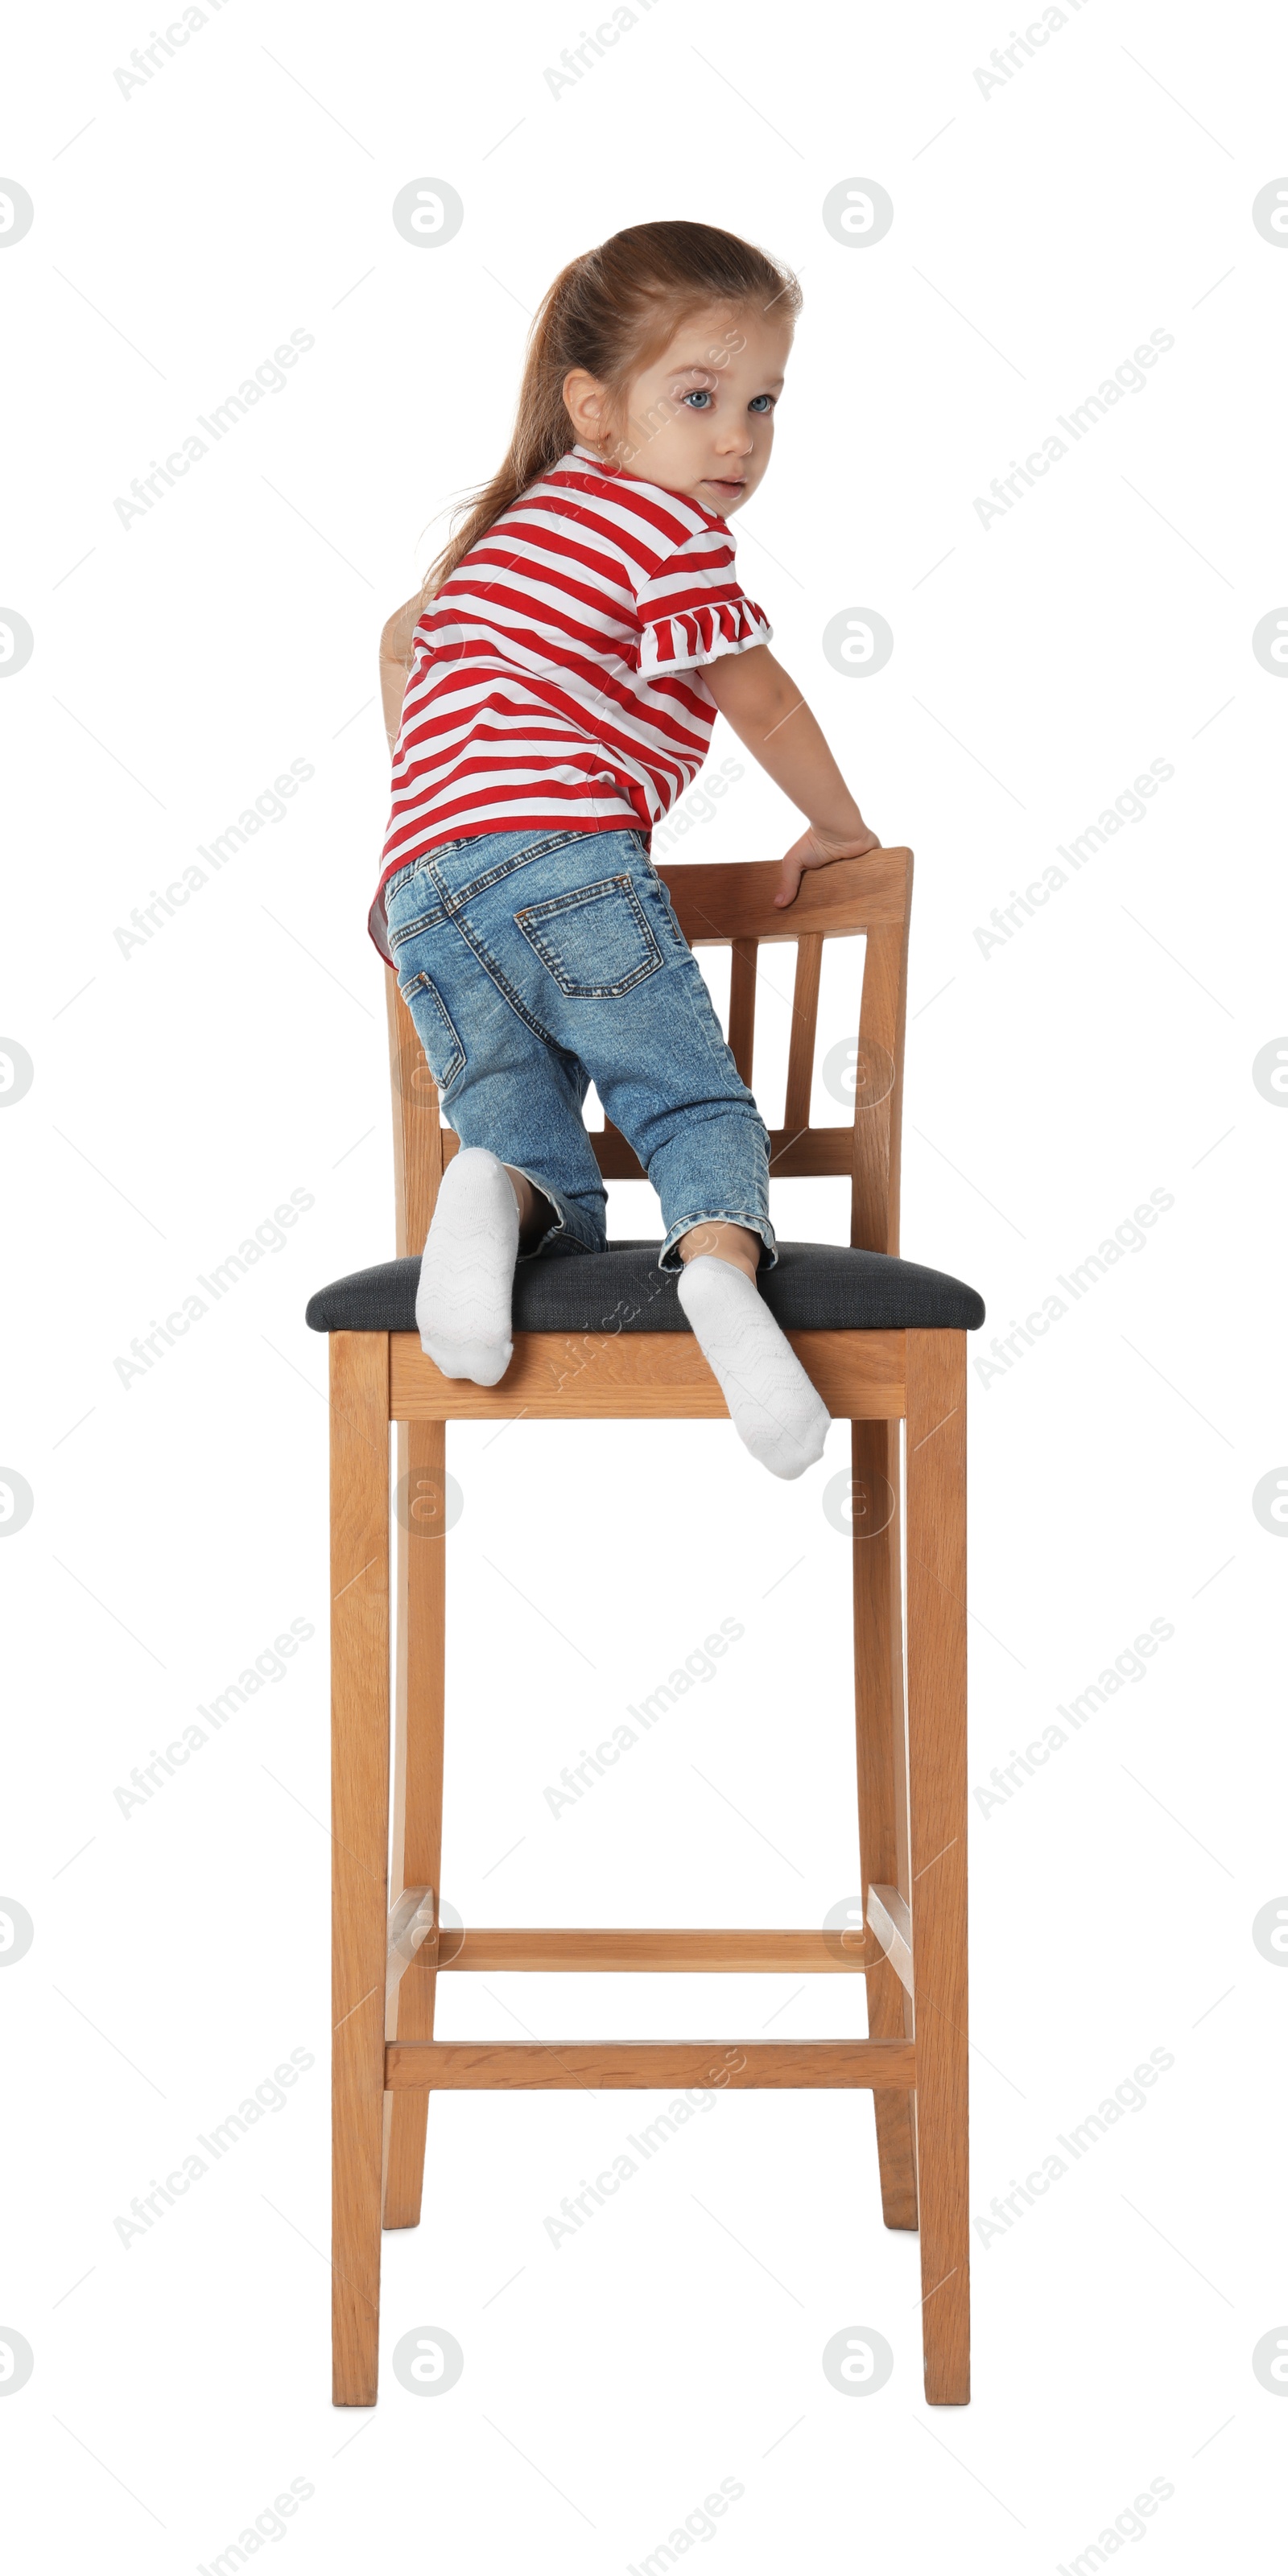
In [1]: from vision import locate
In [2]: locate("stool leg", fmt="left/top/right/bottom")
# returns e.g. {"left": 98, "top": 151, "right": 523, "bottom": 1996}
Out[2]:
{"left": 852, "top": 1418, "right": 919, "bottom": 2229}
{"left": 330, "top": 1333, "right": 391, "bottom": 2408}
{"left": 905, "top": 1330, "right": 970, "bottom": 2405}
{"left": 383, "top": 1417, "right": 447, "bottom": 2230}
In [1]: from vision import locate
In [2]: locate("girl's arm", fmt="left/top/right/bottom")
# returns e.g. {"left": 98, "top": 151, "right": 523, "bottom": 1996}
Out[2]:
{"left": 703, "top": 645, "right": 880, "bottom": 906}
{"left": 380, "top": 594, "right": 422, "bottom": 753}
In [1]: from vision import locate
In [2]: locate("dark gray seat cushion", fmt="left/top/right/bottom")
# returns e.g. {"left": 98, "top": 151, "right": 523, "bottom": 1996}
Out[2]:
{"left": 305, "top": 1240, "right": 985, "bottom": 1335}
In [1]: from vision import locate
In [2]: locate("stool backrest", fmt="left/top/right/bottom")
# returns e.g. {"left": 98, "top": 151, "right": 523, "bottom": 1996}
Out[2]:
{"left": 386, "top": 846, "right": 913, "bottom": 1263}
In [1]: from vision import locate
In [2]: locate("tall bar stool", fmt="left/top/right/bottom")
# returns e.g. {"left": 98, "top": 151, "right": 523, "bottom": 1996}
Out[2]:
{"left": 305, "top": 847, "right": 985, "bottom": 2408}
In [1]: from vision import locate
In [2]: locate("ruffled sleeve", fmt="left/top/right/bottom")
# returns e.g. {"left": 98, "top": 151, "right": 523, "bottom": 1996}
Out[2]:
{"left": 632, "top": 526, "right": 772, "bottom": 675}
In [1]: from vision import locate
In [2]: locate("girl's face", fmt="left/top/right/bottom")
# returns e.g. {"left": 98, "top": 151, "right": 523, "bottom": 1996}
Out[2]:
{"left": 566, "top": 303, "right": 793, "bottom": 517}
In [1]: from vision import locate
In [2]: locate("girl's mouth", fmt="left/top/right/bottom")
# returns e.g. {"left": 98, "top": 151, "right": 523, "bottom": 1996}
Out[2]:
{"left": 704, "top": 478, "right": 745, "bottom": 497}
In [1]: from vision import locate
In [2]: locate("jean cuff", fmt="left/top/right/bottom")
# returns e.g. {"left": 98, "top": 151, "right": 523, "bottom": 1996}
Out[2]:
{"left": 507, "top": 1164, "right": 606, "bottom": 1264}
{"left": 658, "top": 1211, "right": 778, "bottom": 1273}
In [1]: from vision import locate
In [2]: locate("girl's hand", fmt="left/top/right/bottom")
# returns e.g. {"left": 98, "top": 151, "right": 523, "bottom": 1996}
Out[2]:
{"left": 774, "top": 821, "right": 881, "bottom": 907}
{"left": 380, "top": 592, "right": 423, "bottom": 752}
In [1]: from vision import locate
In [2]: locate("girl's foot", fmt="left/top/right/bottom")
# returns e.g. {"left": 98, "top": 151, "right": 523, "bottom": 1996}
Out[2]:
{"left": 675, "top": 1254, "right": 831, "bottom": 1479}
{"left": 416, "top": 1148, "right": 519, "bottom": 1384}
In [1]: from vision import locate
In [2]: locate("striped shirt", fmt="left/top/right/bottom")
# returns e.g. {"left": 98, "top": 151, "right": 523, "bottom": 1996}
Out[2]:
{"left": 369, "top": 444, "right": 771, "bottom": 962}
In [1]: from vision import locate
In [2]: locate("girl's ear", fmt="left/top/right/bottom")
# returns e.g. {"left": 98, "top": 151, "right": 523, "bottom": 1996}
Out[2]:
{"left": 562, "top": 368, "right": 609, "bottom": 448}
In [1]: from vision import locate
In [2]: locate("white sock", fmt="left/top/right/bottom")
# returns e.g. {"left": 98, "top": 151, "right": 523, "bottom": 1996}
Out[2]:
{"left": 676, "top": 1255, "right": 831, "bottom": 1480}
{"left": 416, "top": 1148, "right": 519, "bottom": 1385}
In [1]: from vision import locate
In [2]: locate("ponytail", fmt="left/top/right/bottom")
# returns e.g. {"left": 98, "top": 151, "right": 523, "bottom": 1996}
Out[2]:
{"left": 419, "top": 220, "right": 800, "bottom": 606}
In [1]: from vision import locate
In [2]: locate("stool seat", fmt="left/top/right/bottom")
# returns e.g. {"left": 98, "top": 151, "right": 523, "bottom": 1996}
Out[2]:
{"left": 305, "top": 1239, "right": 986, "bottom": 1337}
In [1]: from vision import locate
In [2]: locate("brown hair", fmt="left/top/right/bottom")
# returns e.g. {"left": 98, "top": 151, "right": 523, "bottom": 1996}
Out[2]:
{"left": 418, "top": 219, "right": 800, "bottom": 605}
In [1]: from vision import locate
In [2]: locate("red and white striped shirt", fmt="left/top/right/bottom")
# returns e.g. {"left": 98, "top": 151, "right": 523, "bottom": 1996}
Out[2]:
{"left": 369, "top": 444, "right": 771, "bottom": 962}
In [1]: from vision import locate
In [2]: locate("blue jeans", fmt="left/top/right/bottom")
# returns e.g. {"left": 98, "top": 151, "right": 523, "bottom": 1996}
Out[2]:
{"left": 382, "top": 826, "right": 776, "bottom": 1272}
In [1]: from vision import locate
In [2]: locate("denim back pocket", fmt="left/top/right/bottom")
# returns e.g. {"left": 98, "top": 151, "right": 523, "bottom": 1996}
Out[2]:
{"left": 514, "top": 873, "right": 664, "bottom": 999}
{"left": 396, "top": 968, "right": 466, "bottom": 1093}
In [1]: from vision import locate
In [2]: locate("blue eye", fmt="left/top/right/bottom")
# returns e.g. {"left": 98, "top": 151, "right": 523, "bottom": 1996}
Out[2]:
{"left": 683, "top": 389, "right": 713, "bottom": 410}
{"left": 749, "top": 394, "right": 776, "bottom": 413}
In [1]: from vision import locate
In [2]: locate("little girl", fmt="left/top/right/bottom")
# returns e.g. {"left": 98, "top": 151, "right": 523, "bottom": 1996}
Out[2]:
{"left": 372, "top": 220, "right": 880, "bottom": 1479}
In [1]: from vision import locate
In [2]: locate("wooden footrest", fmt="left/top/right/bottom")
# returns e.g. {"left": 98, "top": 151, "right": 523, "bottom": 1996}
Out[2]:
{"left": 384, "top": 2038, "right": 914, "bottom": 2090}
{"left": 392, "top": 1918, "right": 871, "bottom": 1980}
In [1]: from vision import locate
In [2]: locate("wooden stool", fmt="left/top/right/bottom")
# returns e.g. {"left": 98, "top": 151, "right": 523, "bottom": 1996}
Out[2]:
{"left": 307, "top": 847, "right": 982, "bottom": 2409}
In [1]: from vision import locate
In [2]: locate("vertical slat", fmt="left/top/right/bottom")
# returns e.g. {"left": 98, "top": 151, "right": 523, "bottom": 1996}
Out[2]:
{"left": 852, "top": 1416, "right": 918, "bottom": 2229}
{"left": 728, "top": 938, "right": 758, "bottom": 1086}
{"left": 904, "top": 1329, "right": 969, "bottom": 2405}
{"left": 382, "top": 1417, "right": 447, "bottom": 2229}
{"left": 331, "top": 1332, "right": 391, "bottom": 2407}
{"left": 851, "top": 886, "right": 911, "bottom": 1254}
{"left": 386, "top": 970, "right": 444, "bottom": 1258}
{"left": 597, "top": 1115, "right": 645, "bottom": 1179}
{"left": 782, "top": 934, "right": 823, "bottom": 1132}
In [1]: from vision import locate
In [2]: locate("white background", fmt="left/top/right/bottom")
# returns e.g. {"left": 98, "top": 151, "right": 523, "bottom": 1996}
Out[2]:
{"left": 2, "top": 0, "right": 1286, "bottom": 2566}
